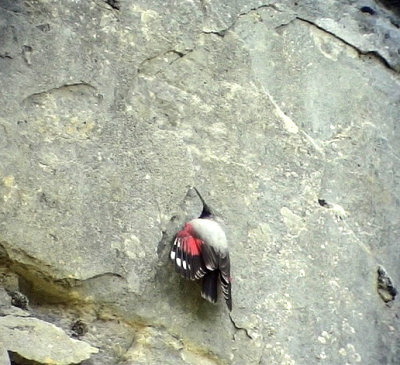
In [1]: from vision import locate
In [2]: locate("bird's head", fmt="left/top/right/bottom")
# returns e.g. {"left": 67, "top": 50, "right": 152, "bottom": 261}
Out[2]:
{"left": 192, "top": 187, "right": 215, "bottom": 219}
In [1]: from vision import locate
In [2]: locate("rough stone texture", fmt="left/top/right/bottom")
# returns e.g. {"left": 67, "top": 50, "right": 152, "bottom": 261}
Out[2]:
{"left": 0, "top": 348, "right": 11, "bottom": 365}
{"left": 0, "top": 0, "right": 399, "bottom": 364}
{"left": 0, "top": 315, "right": 98, "bottom": 364}
{"left": 0, "top": 286, "right": 98, "bottom": 365}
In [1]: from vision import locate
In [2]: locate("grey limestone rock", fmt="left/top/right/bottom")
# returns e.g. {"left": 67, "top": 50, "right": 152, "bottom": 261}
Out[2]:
{"left": 0, "top": 315, "right": 98, "bottom": 364}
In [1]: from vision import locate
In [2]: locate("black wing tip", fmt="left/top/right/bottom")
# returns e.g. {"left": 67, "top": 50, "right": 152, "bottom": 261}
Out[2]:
{"left": 201, "top": 292, "right": 218, "bottom": 304}
{"left": 221, "top": 276, "right": 232, "bottom": 311}
{"left": 201, "top": 289, "right": 232, "bottom": 311}
{"left": 223, "top": 285, "right": 232, "bottom": 311}
{"left": 201, "top": 270, "right": 219, "bottom": 304}
{"left": 226, "top": 298, "right": 232, "bottom": 311}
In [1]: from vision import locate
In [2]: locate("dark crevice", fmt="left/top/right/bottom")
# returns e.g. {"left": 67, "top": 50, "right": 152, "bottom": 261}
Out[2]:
{"left": 168, "top": 50, "right": 193, "bottom": 66}
{"left": 360, "top": 6, "right": 377, "bottom": 15}
{"left": 295, "top": 17, "right": 398, "bottom": 73}
{"left": 104, "top": 0, "right": 120, "bottom": 10}
{"left": 229, "top": 313, "right": 253, "bottom": 340}
{"left": 22, "top": 45, "right": 33, "bottom": 65}
{"left": 377, "top": 266, "right": 397, "bottom": 304}
{"left": 71, "top": 319, "right": 89, "bottom": 338}
{"left": 137, "top": 49, "right": 193, "bottom": 75}
{"left": 36, "top": 23, "right": 50, "bottom": 32}
{"left": 0, "top": 241, "right": 123, "bottom": 306}
{"left": 8, "top": 351, "right": 44, "bottom": 365}
{"left": 171, "top": 50, "right": 185, "bottom": 57}
{"left": 274, "top": 17, "right": 296, "bottom": 30}
{"left": 202, "top": 29, "right": 227, "bottom": 38}
{"left": 21, "top": 82, "right": 97, "bottom": 105}
{"left": 0, "top": 53, "right": 13, "bottom": 59}
{"left": 361, "top": 50, "right": 394, "bottom": 70}
{"left": 376, "top": 0, "right": 400, "bottom": 15}
{"left": 240, "top": 3, "right": 283, "bottom": 15}
{"left": 203, "top": 4, "right": 282, "bottom": 38}
{"left": 317, "top": 199, "right": 345, "bottom": 220}
{"left": 318, "top": 199, "right": 330, "bottom": 208}
{"left": 8, "top": 290, "right": 29, "bottom": 310}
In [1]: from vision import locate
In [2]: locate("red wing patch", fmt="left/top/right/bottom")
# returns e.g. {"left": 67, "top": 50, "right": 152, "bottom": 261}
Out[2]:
{"left": 170, "top": 226, "right": 207, "bottom": 280}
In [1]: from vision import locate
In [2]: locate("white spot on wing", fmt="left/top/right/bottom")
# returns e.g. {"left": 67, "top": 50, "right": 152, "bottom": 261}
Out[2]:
{"left": 170, "top": 251, "right": 175, "bottom": 260}
{"left": 176, "top": 258, "right": 182, "bottom": 267}
{"left": 195, "top": 268, "right": 206, "bottom": 279}
{"left": 183, "top": 260, "right": 187, "bottom": 270}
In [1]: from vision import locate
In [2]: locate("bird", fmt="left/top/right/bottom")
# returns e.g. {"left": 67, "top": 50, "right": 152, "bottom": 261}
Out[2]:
{"left": 170, "top": 187, "right": 232, "bottom": 311}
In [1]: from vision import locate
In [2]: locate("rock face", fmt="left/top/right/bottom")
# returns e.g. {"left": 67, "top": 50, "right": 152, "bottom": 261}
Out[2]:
{"left": 1, "top": 0, "right": 399, "bottom": 364}
{"left": 0, "top": 313, "right": 98, "bottom": 364}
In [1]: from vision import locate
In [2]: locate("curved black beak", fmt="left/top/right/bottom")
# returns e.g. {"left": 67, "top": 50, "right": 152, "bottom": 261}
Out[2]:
{"left": 192, "top": 187, "right": 213, "bottom": 218}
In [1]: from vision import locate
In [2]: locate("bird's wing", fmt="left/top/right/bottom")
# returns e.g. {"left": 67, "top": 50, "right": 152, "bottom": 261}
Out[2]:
{"left": 200, "top": 242, "right": 219, "bottom": 271}
{"left": 170, "top": 235, "right": 208, "bottom": 280}
{"left": 218, "top": 251, "right": 232, "bottom": 311}
{"left": 170, "top": 229, "right": 233, "bottom": 310}
{"left": 201, "top": 243, "right": 232, "bottom": 310}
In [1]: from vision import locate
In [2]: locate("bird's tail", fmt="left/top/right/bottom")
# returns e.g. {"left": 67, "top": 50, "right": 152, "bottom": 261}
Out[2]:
{"left": 201, "top": 270, "right": 219, "bottom": 304}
